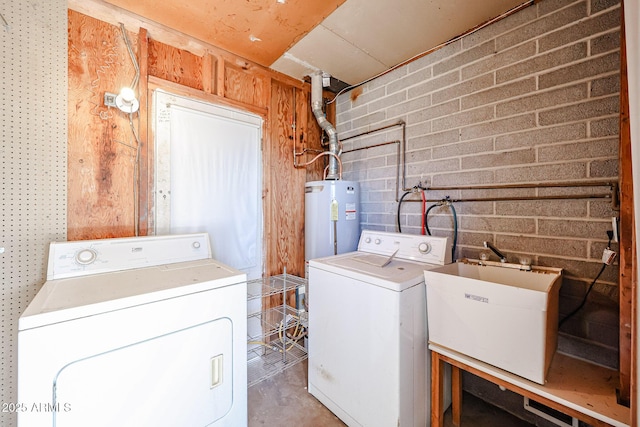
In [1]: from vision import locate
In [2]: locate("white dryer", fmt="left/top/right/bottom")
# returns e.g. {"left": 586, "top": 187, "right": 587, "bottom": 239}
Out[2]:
{"left": 17, "top": 233, "right": 247, "bottom": 427}
{"left": 308, "top": 230, "right": 452, "bottom": 427}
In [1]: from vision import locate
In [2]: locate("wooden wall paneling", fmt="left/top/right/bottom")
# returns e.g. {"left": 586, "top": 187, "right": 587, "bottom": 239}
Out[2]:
{"left": 225, "top": 63, "right": 270, "bottom": 110}
{"left": 293, "top": 86, "right": 308, "bottom": 152}
{"left": 68, "top": 4, "right": 315, "bottom": 277}
{"left": 202, "top": 53, "right": 213, "bottom": 94}
{"left": 68, "top": 10, "right": 138, "bottom": 240}
{"left": 267, "top": 80, "right": 306, "bottom": 277}
{"left": 629, "top": 241, "right": 640, "bottom": 426}
{"left": 632, "top": 240, "right": 637, "bottom": 427}
{"left": 215, "top": 55, "right": 225, "bottom": 97}
{"left": 137, "top": 27, "right": 149, "bottom": 236}
{"left": 618, "top": 4, "right": 635, "bottom": 407}
{"left": 68, "top": 0, "right": 309, "bottom": 91}
{"left": 147, "top": 77, "right": 268, "bottom": 118}
{"left": 293, "top": 87, "right": 324, "bottom": 182}
{"left": 261, "top": 79, "right": 276, "bottom": 324}
{"left": 262, "top": 79, "right": 273, "bottom": 277}
{"left": 262, "top": 84, "right": 274, "bottom": 279}
{"left": 148, "top": 39, "right": 203, "bottom": 90}
{"left": 295, "top": 87, "right": 311, "bottom": 180}
{"left": 264, "top": 80, "right": 310, "bottom": 328}
{"left": 68, "top": 0, "right": 208, "bottom": 56}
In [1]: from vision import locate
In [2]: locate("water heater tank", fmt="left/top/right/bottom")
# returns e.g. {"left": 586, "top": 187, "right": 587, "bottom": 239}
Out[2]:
{"left": 305, "top": 180, "right": 360, "bottom": 261}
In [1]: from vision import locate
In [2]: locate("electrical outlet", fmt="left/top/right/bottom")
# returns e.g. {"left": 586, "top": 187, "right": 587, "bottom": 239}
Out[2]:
{"left": 602, "top": 248, "right": 617, "bottom": 265}
{"left": 104, "top": 92, "right": 117, "bottom": 107}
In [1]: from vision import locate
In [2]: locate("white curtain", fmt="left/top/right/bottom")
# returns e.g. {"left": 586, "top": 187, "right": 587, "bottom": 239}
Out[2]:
{"left": 154, "top": 91, "right": 263, "bottom": 279}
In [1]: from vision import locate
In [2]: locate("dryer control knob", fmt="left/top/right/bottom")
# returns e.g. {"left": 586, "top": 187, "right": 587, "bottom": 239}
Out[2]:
{"left": 418, "top": 242, "right": 431, "bottom": 254}
{"left": 76, "top": 249, "right": 97, "bottom": 265}
{"left": 365, "top": 237, "right": 371, "bottom": 244}
{"left": 193, "top": 241, "right": 201, "bottom": 249}
{"left": 375, "top": 239, "right": 381, "bottom": 245}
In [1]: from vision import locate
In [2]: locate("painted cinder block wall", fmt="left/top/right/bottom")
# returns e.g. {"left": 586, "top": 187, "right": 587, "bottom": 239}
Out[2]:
{"left": 336, "top": 0, "right": 621, "bottom": 366}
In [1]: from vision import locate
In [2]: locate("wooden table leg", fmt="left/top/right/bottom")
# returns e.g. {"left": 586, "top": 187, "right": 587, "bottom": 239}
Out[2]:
{"left": 431, "top": 351, "right": 444, "bottom": 427}
{"left": 452, "top": 365, "right": 462, "bottom": 426}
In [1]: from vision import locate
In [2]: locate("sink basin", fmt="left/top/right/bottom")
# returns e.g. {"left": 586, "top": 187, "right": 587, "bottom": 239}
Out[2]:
{"left": 424, "top": 259, "right": 562, "bottom": 384}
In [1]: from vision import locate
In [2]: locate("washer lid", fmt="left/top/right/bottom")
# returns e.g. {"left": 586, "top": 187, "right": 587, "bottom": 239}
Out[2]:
{"left": 19, "top": 258, "right": 245, "bottom": 330}
{"left": 310, "top": 251, "right": 442, "bottom": 292}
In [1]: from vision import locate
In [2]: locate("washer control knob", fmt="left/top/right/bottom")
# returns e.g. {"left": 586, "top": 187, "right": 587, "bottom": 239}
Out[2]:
{"left": 418, "top": 242, "right": 431, "bottom": 254}
{"left": 375, "top": 238, "right": 381, "bottom": 245}
{"left": 193, "top": 241, "right": 201, "bottom": 249}
{"left": 365, "top": 237, "right": 371, "bottom": 244}
{"left": 76, "top": 248, "right": 97, "bottom": 265}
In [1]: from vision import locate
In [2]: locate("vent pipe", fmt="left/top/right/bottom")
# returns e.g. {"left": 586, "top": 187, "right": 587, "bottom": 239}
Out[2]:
{"left": 311, "top": 71, "right": 340, "bottom": 180}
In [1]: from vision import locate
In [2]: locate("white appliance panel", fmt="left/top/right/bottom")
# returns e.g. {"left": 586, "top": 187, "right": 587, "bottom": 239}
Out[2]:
{"left": 305, "top": 180, "right": 360, "bottom": 261}
{"left": 307, "top": 231, "right": 452, "bottom": 427}
{"left": 357, "top": 229, "right": 452, "bottom": 264}
{"left": 54, "top": 318, "right": 233, "bottom": 427}
{"left": 311, "top": 253, "right": 428, "bottom": 291}
{"left": 47, "top": 233, "right": 212, "bottom": 280}
{"left": 18, "top": 234, "right": 247, "bottom": 427}
{"left": 20, "top": 258, "right": 243, "bottom": 330}
{"left": 308, "top": 268, "right": 408, "bottom": 426}
{"left": 18, "top": 278, "right": 247, "bottom": 427}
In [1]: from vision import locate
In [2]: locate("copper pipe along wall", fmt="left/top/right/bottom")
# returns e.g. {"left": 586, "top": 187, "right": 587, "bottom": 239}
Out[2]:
{"left": 425, "top": 180, "right": 617, "bottom": 191}
{"left": 403, "top": 193, "right": 614, "bottom": 204}
{"left": 338, "top": 120, "right": 406, "bottom": 200}
{"left": 293, "top": 150, "right": 342, "bottom": 180}
{"left": 336, "top": 119, "right": 617, "bottom": 206}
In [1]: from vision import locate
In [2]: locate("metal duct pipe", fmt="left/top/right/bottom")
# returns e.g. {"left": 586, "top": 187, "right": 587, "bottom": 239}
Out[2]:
{"left": 311, "top": 71, "right": 340, "bottom": 180}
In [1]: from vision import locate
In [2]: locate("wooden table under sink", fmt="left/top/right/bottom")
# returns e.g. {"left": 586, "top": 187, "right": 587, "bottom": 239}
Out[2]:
{"left": 430, "top": 343, "right": 631, "bottom": 427}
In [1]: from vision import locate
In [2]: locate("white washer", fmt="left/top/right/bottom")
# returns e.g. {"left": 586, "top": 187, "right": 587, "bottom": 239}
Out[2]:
{"left": 17, "top": 233, "right": 247, "bottom": 427}
{"left": 308, "top": 230, "right": 452, "bottom": 427}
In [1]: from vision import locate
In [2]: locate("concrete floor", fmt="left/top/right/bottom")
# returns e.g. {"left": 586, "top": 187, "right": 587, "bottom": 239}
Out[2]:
{"left": 248, "top": 360, "right": 535, "bottom": 427}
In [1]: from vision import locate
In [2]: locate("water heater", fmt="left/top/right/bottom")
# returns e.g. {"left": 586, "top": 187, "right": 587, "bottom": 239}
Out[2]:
{"left": 305, "top": 180, "right": 360, "bottom": 261}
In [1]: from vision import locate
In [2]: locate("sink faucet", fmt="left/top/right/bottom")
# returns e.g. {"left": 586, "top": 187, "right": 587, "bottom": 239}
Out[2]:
{"left": 483, "top": 241, "right": 507, "bottom": 263}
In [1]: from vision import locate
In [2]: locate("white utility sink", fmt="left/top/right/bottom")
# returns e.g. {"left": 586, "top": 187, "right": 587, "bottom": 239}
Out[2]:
{"left": 424, "top": 259, "right": 563, "bottom": 384}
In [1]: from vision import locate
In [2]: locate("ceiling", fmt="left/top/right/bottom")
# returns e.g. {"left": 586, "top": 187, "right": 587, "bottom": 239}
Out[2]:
{"left": 104, "top": 0, "right": 529, "bottom": 86}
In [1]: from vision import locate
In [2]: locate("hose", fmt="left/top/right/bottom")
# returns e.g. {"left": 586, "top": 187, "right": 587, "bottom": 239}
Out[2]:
{"left": 559, "top": 231, "right": 613, "bottom": 328}
{"left": 558, "top": 264, "right": 607, "bottom": 327}
{"left": 397, "top": 190, "right": 413, "bottom": 233}
{"left": 248, "top": 314, "right": 307, "bottom": 353}
{"left": 449, "top": 202, "right": 458, "bottom": 261}
{"left": 420, "top": 189, "right": 426, "bottom": 235}
{"left": 425, "top": 199, "right": 458, "bottom": 261}
{"left": 424, "top": 204, "right": 438, "bottom": 236}
{"left": 397, "top": 191, "right": 459, "bottom": 260}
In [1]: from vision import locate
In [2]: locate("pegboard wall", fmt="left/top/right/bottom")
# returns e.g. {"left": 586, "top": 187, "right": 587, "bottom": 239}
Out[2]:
{"left": 1, "top": 1, "right": 67, "bottom": 426}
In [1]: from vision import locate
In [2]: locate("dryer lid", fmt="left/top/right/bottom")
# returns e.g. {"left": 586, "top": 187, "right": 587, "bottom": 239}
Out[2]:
{"left": 19, "top": 258, "right": 245, "bottom": 330}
